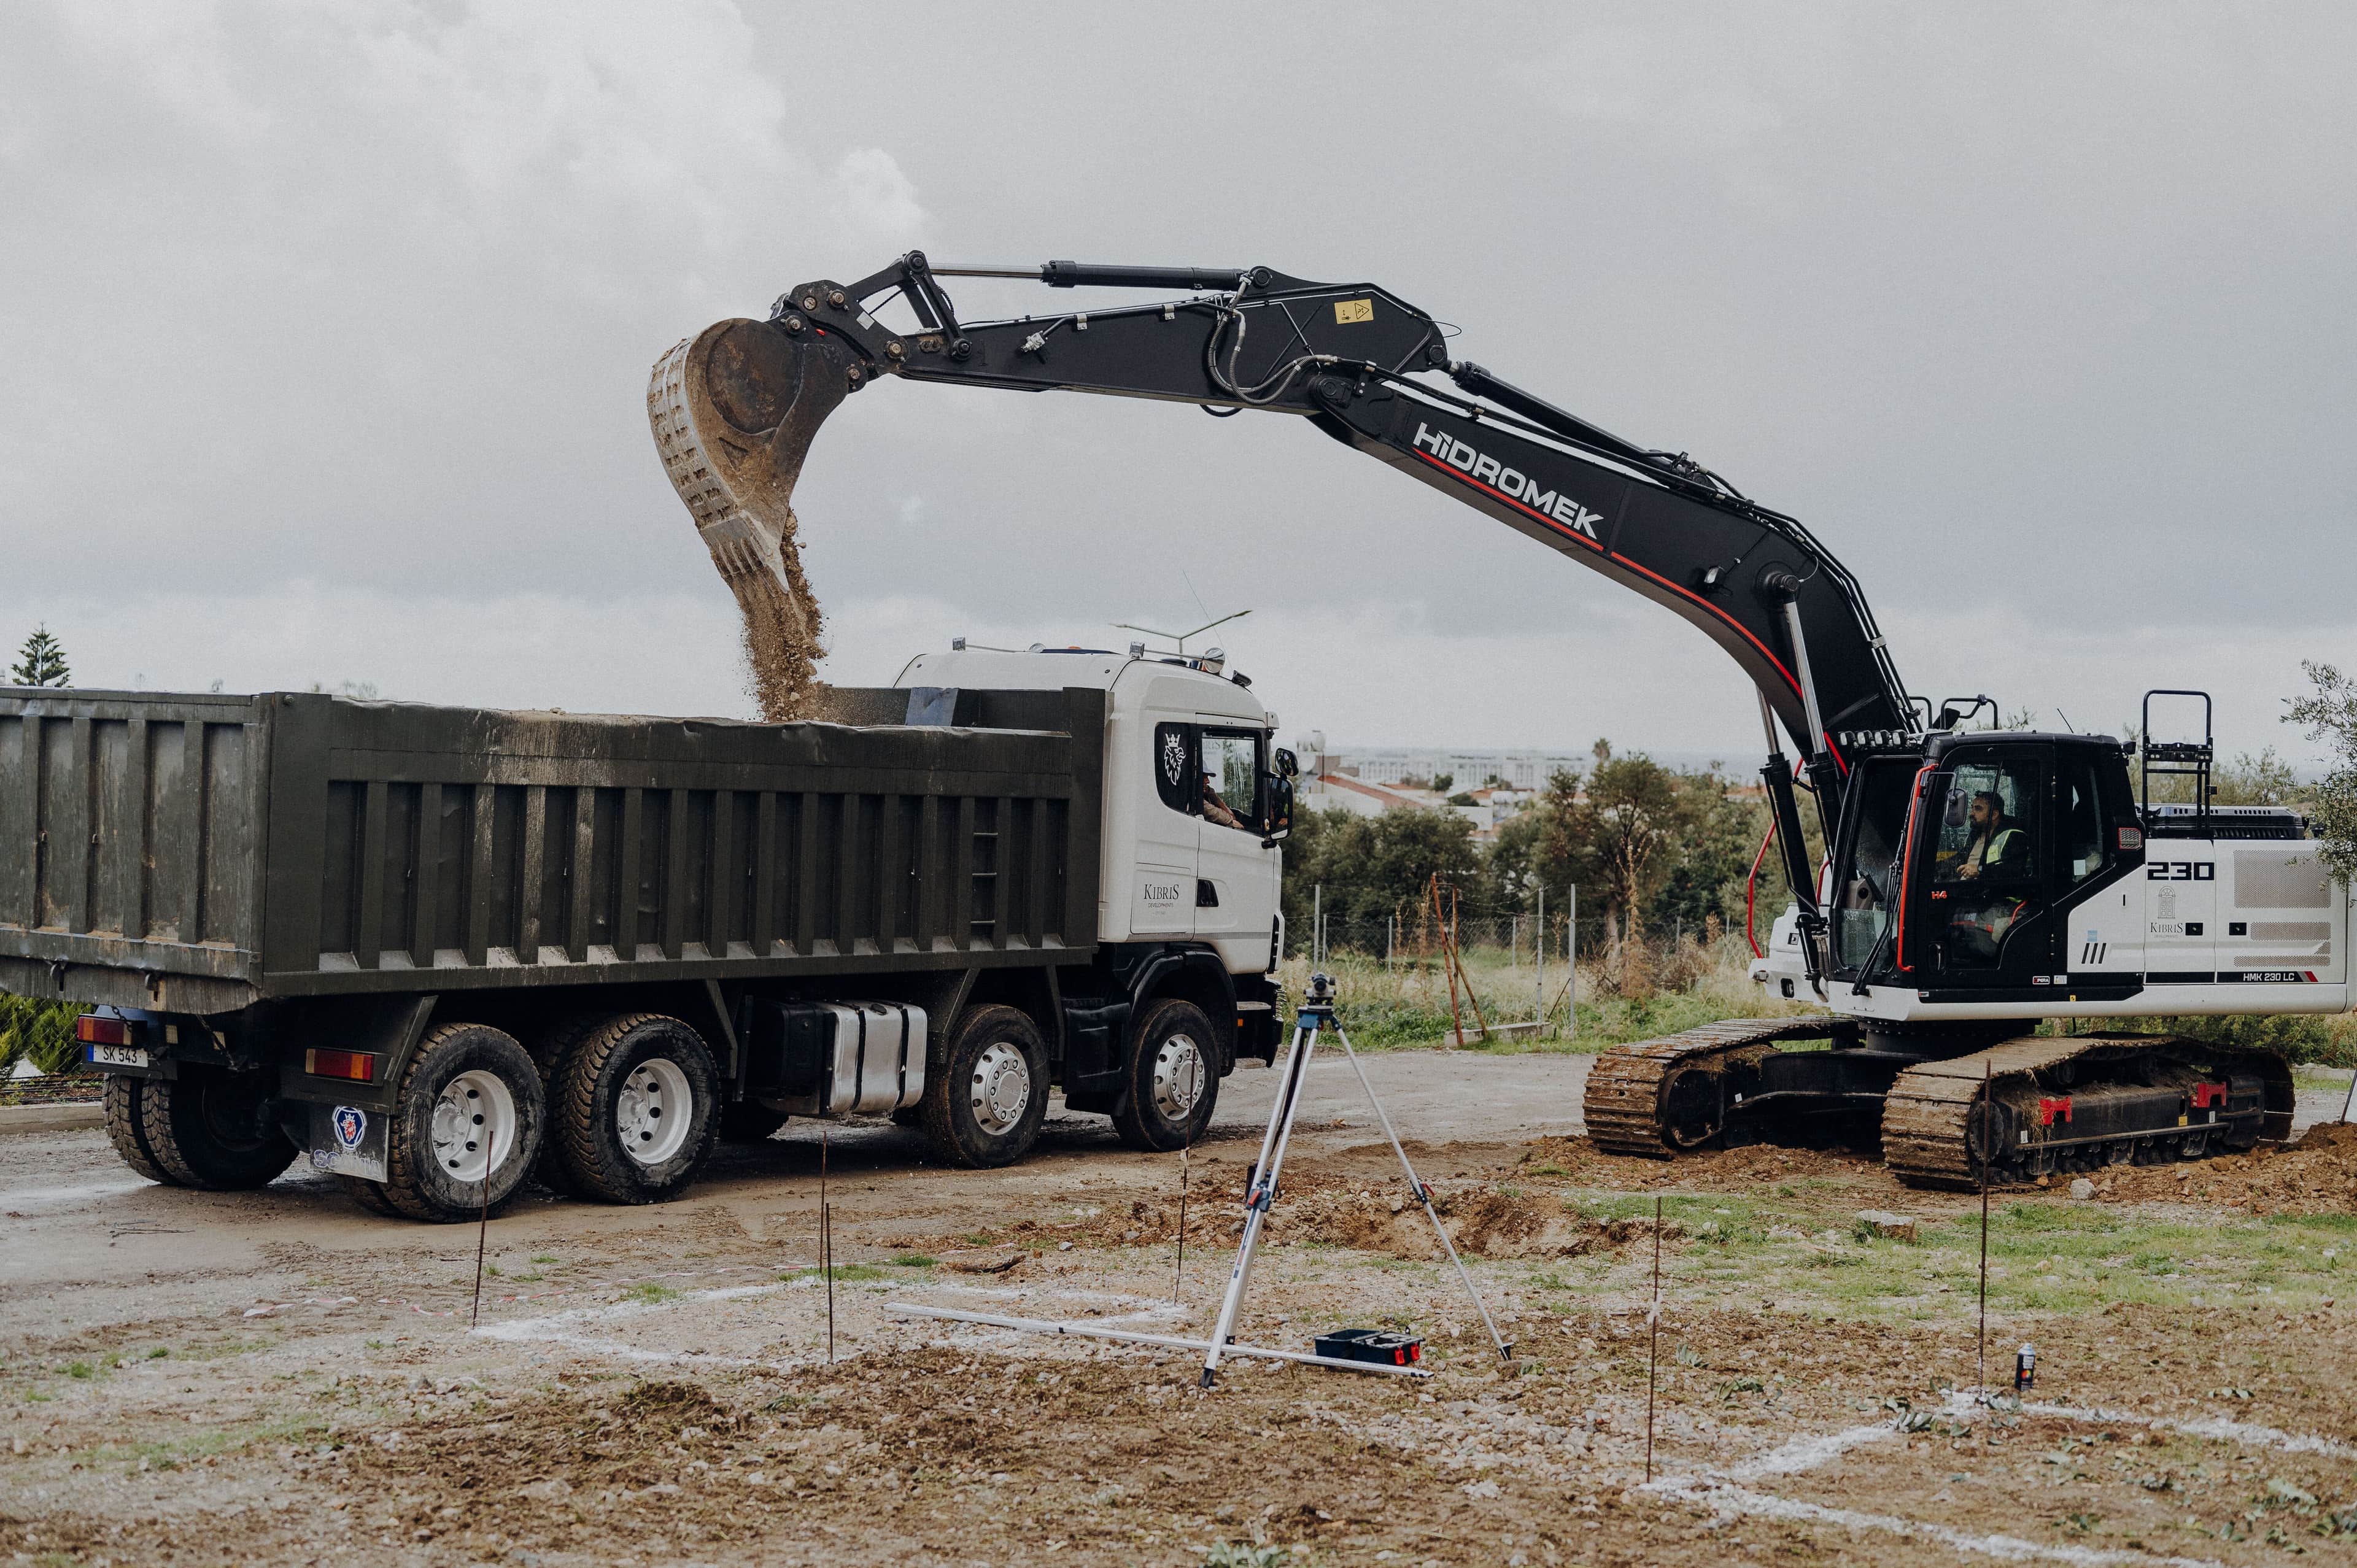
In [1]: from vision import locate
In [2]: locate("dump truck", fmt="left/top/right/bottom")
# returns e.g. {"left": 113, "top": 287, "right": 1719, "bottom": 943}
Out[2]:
{"left": 1, "top": 648, "right": 1293, "bottom": 1219}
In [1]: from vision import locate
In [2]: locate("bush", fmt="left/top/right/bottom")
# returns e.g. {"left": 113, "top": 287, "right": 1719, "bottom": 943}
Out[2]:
{"left": 1, "top": 994, "right": 87, "bottom": 1076}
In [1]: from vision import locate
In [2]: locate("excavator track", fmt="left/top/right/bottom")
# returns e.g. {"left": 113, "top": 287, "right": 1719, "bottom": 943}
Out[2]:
{"left": 1583, "top": 1018, "right": 1841, "bottom": 1158}
{"left": 1883, "top": 1033, "right": 2296, "bottom": 1191}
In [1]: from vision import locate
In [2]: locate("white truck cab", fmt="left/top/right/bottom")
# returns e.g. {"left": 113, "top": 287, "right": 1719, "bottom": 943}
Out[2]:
{"left": 894, "top": 644, "right": 1288, "bottom": 979}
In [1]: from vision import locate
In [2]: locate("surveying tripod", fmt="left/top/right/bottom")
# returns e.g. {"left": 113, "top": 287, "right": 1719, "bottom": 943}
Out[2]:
{"left": 1199, "top": 971, "right": 1512, "bottom": 1386}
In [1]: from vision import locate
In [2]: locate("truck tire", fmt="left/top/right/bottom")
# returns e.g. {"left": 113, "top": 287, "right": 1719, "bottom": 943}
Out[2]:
{"left": 717, "top": 1103, "right": 789, "bottom": 1144}
{"left": 549, "top": 1014, "right": 721, "bottom": 1205}
{"left": 921, "top": 1005, "right": 1049, "bottom": 1169}
{"left": 1109, "top": 997, "right": 1221, "bottom": 1151}
{"left": 137, "top": 1064, "right": 297, "bottom": 1191}
{"left": 103, "top": 1075, "right": 180, "bottom": 1186}
{"left": 527, "top": 1013, "right": 607, "bottom": 1197}
{"left": 379, "top": 1023, "right": 544, "bottom": 1222}
{"left": 336, "top": 1173, "right": 403, "bottom": 1217}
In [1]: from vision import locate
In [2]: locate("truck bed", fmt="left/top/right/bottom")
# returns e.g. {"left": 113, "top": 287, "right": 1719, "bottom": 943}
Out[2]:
{"left": 0, "top": 685, "right": 1104, "bottom": 1015}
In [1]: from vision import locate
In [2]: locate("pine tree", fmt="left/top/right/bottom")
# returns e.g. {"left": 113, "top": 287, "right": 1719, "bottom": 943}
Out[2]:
{"left": 9, "top": 625, "right": 69, "bottom": 688}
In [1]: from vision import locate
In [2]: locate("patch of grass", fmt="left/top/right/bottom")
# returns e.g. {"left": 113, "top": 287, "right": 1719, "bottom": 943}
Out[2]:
{"left": 784, "top": 1264, "right": 887, "bottom": 1284}
{"left": 364, "top": 1340, "right": 385, "bottom": 1351}
{"left": 530, "top": 1253, "right": 560, "bottom": 1264}
{"left": 91, "top": 1414, "right": 329, "bottom": 1470}
{"left": 144, "top": 1346, "right": 168, "bottom": 1361}
{"left": 889, "top": 1254, "right": 937, "bottom": 1268}
{"left": 513, "top": 1272, "right": 544, "bottom": 1283}
{"left": 25, "top": 1388, "right": 53, "bottom": 1403}
{"left": 962, "top": 1232, "right": 995, "bottom": 1245}
{"left": 61, "top": 1361, "right": 95, "bottom": 1380}
{"left": 621, "top": 1281, "right": 680, "bottom": 1304}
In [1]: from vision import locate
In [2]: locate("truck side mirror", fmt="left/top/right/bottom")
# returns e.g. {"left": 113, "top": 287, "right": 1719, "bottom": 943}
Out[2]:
{"left": 1274, "top": 747, "right": 1299, "bottom": 779}
{"left": 1261, "top": 773, "right": 1295, "bottom": 848}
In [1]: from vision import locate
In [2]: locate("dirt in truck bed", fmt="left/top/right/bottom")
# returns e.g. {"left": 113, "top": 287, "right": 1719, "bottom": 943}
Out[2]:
{"left": 8, "top": 1054, "right": 2357, "bottom": 1566}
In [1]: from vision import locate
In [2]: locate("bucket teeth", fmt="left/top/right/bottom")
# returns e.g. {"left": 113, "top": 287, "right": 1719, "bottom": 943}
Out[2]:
{"left": 648, "top": 320, "right": 855, "bottom": 720}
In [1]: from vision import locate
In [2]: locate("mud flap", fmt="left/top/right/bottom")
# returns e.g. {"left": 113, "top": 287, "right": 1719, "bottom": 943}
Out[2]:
{"left": 307, "top": 1102, "right": 389, "bottom": 1182}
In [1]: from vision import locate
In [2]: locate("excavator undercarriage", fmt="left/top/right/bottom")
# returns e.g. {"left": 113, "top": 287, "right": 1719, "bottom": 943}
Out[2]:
{"left": 1584, "top": 1021, "right": 2293, "bottom": 1189}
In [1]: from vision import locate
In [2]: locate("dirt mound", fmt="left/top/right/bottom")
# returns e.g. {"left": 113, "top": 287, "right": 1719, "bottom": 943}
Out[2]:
{"left": 1034, "top": 1165, "right": 1663, "bottom": 1262}
{"left": 1517, "top": 1134, "right": 1883, "bottom": 1192}
{"left": 2097, "top": 1119, "right": 2357, "bottom": 1214}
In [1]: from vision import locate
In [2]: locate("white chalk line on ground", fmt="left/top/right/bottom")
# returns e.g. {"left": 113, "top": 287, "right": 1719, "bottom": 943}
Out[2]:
{"left": 472, "top": 1273, "right": 1186, "bottom": 1372}
{"left": 1644, "top": 1475, "right": 2226, "bottom": 1568}
{"left": 1630, "top": 1388, "right": 2357, "bottom": 1567}
{"left": 1991, "top": 1396, "right": 2357, "bottom": 1461}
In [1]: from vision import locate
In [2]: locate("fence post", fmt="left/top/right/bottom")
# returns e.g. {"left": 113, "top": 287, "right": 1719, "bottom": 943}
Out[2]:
{"left": 1511, "top": 914, "right": 1520, "bottom": 971}
{"left": 1535, "top": 886, "right": 1545, "bottom": 1032}
{"left": 1566, "top": 884, "right": 1577, "bottom": 1041}
{"left": 1386, "top": 914, "right": 1394, "bottom": 970}
{"left": 1312, "top": 884, "right": 1322, "bottom": 967}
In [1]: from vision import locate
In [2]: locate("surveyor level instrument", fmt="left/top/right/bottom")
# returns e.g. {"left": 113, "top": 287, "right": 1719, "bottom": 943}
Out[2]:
{"left": 891, "top": 972, "right": 1510, "bottom": 1384}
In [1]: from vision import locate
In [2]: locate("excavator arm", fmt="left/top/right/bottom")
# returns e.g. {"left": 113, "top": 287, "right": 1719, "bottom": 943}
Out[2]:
{"left": 649, "top": 253, "right": 1921, "bottom": 959}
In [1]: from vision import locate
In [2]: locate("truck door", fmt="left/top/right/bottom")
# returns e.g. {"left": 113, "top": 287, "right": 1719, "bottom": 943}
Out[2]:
{"left": 1913, "top": 743, "right": 2061, "bottom": 992}
{"left": 1132, "top": 714, "right": 1199, "bottom": 934}
{"left": 1196, "top": 725, "right": 1278, "bottom": 966}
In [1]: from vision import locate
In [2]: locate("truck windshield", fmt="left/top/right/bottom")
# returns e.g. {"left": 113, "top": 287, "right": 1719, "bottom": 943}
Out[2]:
{"left": 1833, "top": 759, "right": 1918, "bottom": 972}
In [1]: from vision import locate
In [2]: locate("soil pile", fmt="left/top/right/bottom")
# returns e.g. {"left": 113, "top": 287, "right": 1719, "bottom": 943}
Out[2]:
{"left": 2099, "top": 1119, "right": 2357, "bottom": 1215}
{"left": 648, "top": 321, "right": 841, "bottom": 722}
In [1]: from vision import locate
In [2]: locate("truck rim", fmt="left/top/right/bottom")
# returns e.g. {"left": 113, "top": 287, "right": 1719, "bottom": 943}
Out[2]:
{"left": 1151, "top": 1034, "right": 1206, "bottom": 1123}
{"left": 617, "top": 1057, "right": 693, "bottom": 1167}
{"left": 432, "top": 1069, "right": 516, "bottom": 1183}
{"left": 969, "top": 1041, "right": 1031, "bottom": 1136}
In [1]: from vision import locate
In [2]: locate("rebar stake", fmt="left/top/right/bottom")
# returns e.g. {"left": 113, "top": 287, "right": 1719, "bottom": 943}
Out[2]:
{"left": 470, "top": 1124, "right": 497, "bottom": 1329}
{"left": 1977, "top": 1057, "right": 1992, "bottom": 1417}
{"left": 1172, "top": 1140, "right": 1191, "bottom": 1305}
{"left": 821, "top": 1122, "right": 835, "bottom": 1364}
{"left": 1646, "top": 1194, "right": 1662, "bottom": 1483}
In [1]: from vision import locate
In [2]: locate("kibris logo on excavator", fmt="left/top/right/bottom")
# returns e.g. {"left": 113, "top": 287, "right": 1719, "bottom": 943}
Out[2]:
{"left": 1412, "top": 423, "right": 1602, "bottom": 540}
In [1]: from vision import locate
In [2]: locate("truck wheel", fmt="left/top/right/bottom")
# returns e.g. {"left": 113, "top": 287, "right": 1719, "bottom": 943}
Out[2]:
{"left": 549, "top": 1014, "right": 721, "bottom": 1205}
{"left": 137, "top": 1064, "right": 298, "bottom": 1191}
{"left": 336, "top": 1174, "right": 402, "bottom": 1217}
{"left": 380, "top": 1023, "right": 544, "bottom": 1222}
{"left": 1110, "top": 998, "right": 1221, "bottom": 1151}
{"left": 921, "top": 1005, "right": 1048, "bottom": 1169}
{"left": 103, "top": 1075, "right": 180, "bottom": 1186}
{"left": 527, "top": 1013, "right": 607, "bottom": 1197}
{"left": 718, "top": 1103, "right": 789, "bottom": 1144}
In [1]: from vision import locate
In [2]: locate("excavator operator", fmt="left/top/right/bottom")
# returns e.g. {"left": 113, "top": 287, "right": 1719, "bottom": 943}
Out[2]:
{"left": 1954, "top": 791, "right": 2027, "bottom": 882}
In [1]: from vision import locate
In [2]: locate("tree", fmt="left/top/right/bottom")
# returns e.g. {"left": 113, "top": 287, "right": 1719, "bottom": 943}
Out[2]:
{"left": 1279, "top": 803, "right": 1481, "bottom": 940}
{"left": 2288, "top": 661, "right": 2357, "bottom": 887}
{"left": 9, "top": 625, "right": 68, "bottom": 688}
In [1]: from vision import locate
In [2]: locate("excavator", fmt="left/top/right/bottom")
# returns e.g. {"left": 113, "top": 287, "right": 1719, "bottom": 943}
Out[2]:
{"left": 648, "top": 253, "right": 2348, "bottom": 1189}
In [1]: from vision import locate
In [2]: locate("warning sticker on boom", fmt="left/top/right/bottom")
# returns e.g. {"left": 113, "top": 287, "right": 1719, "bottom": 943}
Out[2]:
{"left": 1334, "top": 298, "right": 1374, "bottom": 325}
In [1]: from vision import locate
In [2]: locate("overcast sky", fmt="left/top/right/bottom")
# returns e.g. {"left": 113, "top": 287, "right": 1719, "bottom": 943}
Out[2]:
{"left": 4, "top": 2, "right": 2350, "bottom": 763}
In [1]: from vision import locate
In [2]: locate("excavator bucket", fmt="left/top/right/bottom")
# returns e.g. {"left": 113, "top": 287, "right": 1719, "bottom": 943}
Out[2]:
{"left": 647, "top": 318, "right": 863, "bottom": 720}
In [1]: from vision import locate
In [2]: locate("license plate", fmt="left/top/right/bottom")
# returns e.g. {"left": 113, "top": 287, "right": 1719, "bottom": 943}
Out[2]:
{"left": 88, "top": 1044, "right": 149, "bottom": 1069}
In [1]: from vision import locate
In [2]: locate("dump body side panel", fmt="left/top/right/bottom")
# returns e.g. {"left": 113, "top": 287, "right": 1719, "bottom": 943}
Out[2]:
{"left": 0, "top": 689, "right": 269, "bottom": 1013}
{"left": 1, "top": 687, "right": 1102, "bottom": 1013}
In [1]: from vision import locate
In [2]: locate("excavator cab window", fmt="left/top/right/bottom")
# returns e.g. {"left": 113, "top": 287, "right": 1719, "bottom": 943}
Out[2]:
{"left": 1830, "top": 759, "right": 1918, "bottom": 975}
{"left": 1927, "top": 751, "right": 2046, "bottom": 971}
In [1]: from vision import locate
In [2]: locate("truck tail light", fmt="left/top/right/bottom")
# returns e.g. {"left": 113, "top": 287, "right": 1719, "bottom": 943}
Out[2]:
{"left": 306, "top": 1049, "right": 376, "bottom": 1083}
{"left": 75, "top": 1014, "right": 134, "bottom": 1047}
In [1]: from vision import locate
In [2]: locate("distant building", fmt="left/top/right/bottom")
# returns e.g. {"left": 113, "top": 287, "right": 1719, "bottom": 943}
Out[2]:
{"left": 1311, "top": 746, "right": 1587, "bottom": 791}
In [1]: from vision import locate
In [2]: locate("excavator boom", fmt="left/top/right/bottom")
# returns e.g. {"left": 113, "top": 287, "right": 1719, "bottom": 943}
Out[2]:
{"left": 649, "top": 252, "right": 1916, "bottom": 781}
